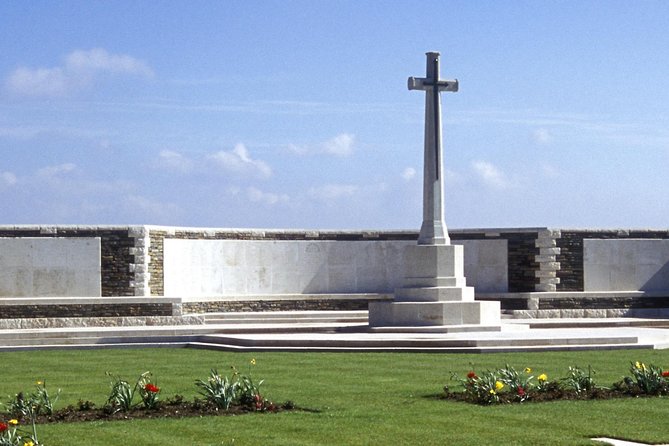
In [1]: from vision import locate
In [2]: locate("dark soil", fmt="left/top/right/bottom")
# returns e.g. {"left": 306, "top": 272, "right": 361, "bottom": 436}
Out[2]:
{"left": 15, "top": 398, "right": 302, "bottom": 424}
{"left": 441, "top": 382, "right": 666, "bottom": 405}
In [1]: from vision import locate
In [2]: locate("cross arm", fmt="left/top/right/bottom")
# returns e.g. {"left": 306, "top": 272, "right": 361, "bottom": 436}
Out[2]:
{"left": 408, "top": 77, "right": 459, "bottom": 92}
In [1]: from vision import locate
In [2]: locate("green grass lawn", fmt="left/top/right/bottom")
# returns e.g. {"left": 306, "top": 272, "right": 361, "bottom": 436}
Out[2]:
{"left": 2, "top": 348, "right": 669, "bottom": 445}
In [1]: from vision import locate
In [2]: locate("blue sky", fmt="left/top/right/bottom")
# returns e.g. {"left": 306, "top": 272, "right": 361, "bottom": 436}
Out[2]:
{"left": 1, "top": 1, "right": 668, "bottom": 230}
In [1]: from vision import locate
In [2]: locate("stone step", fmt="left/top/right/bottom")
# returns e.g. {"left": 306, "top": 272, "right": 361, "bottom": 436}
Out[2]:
{"left": 197, "top": 333, "right": 641, "bottom": 349}
{"left": 0, "top": 326, "right": 214, "bottom": 340}
{"left": 200, "top": 310, "right": 367, "bottom": 325}
{"left": 0, "top": 334, "right": 198, "bottom": 347}
{"left": 188, "top": 341, "right": 652, "bottom": 353}
{"left": 2, "top": 315, "right": 667, "bottom": 353}
{"left": 200, "top": 310, "right": 367, "bottom": 326}
{"left": 0, "top": 322, "right": 368, "bottom": 348}
{"left": 201, "top": 310, "right": 368, "bottom": 319}
{"left": 0, "top": 342, "right": 191, "bottom": 353}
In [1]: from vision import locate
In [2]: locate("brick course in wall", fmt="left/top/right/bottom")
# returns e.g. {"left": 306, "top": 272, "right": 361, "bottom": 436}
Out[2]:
{"left": 538, "top": 295, "right": 669, "bottom": 310}
{"left": 183, "top": 299, "right": 370, "bottom": 313}
{"left": 0, "top": 303, "right": 173, "bottom": 319}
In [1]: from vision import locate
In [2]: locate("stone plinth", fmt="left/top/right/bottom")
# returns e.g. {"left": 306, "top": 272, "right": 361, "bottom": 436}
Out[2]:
{"left": 369, "top": 244, "right": 501, "bottom": 329}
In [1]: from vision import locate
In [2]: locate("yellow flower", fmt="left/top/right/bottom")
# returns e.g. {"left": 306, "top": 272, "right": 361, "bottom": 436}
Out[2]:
{"left": 36, "top": 381, "right": 43, "bottom": 386}
{"left": 524, "top": 367, "right": 532, "bottom": 374}
{"left": 538, "top": 373, "right": 548, "bottom": 382}
{"left": 8, "top": 419, "right": 18, "bottom": 425}
{"left": 495, "top": 381, "right": 504, "bottom": 391}
{"left": 635, "top": 361, "right": 642, "bottom": 370}
{"left": 24, "top": 441, "right": 34, "bottom": 446}
{"left": 489, "top": 389, "right": 496, "bottom": 395}
{"left": 250, "top": 358, "right": 256, "bottom": 366}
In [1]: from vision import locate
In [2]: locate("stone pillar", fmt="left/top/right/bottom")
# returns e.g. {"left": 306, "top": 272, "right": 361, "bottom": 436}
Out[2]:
{"left": 129, "top": 226, "right": 151, "bottom": 296}
{"left": 534, "top": 229, "right": 561, "bottom": 292}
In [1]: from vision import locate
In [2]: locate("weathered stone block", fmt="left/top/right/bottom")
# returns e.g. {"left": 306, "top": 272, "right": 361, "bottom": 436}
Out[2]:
{"left": 535, "top": 270, "right": 557, "bottom": 278}
{"left": 539, "top": 262, "right": 561, "bottom": 271}
{"left": 535, "top": 238, "right": 557, "bottom": 248}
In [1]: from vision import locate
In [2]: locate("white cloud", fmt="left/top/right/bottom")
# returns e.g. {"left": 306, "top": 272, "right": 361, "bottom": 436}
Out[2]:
{"left": 208, "top": 143, "right": 272, "bottom": 178}
{"left": 1, "top": 171, "right": 17, "bottom": 188}
{"left": 65, "top": 48, "right": 153, "bottom": 77}
{"left": 472, "top": 160, "right": 510, "bottom": 189}
{"left": 157, "top": 150, "right": 194, "bottom": 173}
{"left": 247, "top": 187, "right": 289, "bottom": 205}
{"left": 533, "top": 128, "right": 552, "bottom": 144}
{"left": 5, "top": 48, "right": 153, "bottom": 97}
{"left": 36, "top": 163, "right": 76, "bottom": 178}
{"left": 308, "top": 184, "right": 358, "bottom": 201}
{"left": 322, "top": 133, "right": 355, "bottom": 157}
{"left": 401, "top": 167, "right": 417, "bottom": 181}
{"left": 287, "top": 133, "right": 356, "bottom": 157}
{"left": 6, "top": 67, "right": 69, "bottom": 97}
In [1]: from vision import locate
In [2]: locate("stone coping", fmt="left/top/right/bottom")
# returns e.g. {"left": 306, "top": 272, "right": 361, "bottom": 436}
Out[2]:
{"left": 0, "top": 297, "right": 183, "bottom": 305}
{"left": 175, "top": 293, "right": 393, "bottom": 302}
{"left": 0, "top": 315, "right": 204, "bottom": 329}
{"left": 4, "top": 293, "right": 668, "bottom": 304}
{"left": 478, "top": 291, "right": 669, "bottom": 300}
{"left": 1, "top": 224, "right": 668, "bottom": 236}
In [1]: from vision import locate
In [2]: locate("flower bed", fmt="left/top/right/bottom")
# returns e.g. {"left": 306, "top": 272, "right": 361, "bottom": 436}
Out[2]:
{"left": 1, "top": 360, "right": 296, "bottom": 446}
{"left": 444, "top": 362, "right": 669, "bottom": 405}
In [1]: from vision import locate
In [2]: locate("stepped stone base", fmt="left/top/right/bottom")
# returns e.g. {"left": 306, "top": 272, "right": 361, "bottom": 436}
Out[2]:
{"left": 368, "top": 300, "right": 500, "bottom": 327}
{"left": 368, "top": 244, "right": 501, "bottom": 328}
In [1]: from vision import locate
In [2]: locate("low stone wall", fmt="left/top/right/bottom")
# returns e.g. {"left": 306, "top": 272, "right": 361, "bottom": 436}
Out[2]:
{"left": 479, "top": 291, "right": 669, "bottom": 318}
{"left": 0, "top": 315, "right": 203, "bottom": 330}
{"left": 0, "top": 303, "right": 173, "bottom": 319}
{"left": 184, "top": 299, "right": 369, "bottom": 313}
{"left": 0, "top": 297, "right": 181, "bottom": 318}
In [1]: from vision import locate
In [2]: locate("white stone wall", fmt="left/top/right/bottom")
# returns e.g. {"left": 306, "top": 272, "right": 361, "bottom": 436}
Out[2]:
{"left": 584, "top": 239, "right": 669, "bottom": 291}
{"left": 454, "top": 239, "right": 508, "bottom": 292}
{"left": 0, "top": 237, "right": 101, "bottom": 297}
{"left": 163, "top": 238, "right": 508, "bottom": 298}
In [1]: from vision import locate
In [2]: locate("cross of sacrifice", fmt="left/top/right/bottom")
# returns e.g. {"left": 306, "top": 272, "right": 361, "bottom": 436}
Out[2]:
{"left": 408, "top": 51, "right": 458, "bottom": 245}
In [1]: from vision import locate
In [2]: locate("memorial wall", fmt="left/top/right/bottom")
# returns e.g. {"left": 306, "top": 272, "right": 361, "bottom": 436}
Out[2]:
{"left": 0, "top": 225, "right": 667, "bottom": 299}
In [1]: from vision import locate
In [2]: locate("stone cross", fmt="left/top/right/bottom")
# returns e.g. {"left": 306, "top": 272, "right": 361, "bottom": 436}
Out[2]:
{"left": 408, "top": 51, "right": 458, "bottom": 246}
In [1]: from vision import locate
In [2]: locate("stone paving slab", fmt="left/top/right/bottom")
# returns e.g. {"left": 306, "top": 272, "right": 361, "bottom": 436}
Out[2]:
{"left": 592, "top": 437, "right": 669, "bottom": 446}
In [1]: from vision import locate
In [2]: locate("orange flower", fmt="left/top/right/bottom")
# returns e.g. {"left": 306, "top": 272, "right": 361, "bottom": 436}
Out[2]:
{"left": 144, "top": 383, "right": 160, "bottom": 393}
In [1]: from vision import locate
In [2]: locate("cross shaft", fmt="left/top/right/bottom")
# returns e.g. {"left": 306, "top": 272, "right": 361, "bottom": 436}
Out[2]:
{"left": 408, "top": 51, "right": 458, "bottom": 245}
